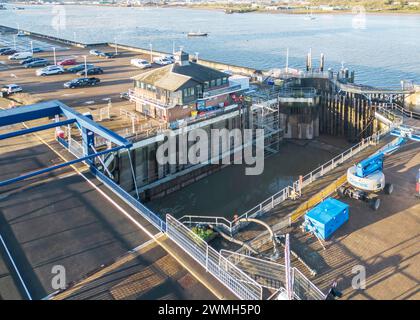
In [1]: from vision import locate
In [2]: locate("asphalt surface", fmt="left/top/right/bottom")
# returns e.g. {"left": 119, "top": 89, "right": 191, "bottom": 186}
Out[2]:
{"left": 0, "top": 139, "right": 157, "bottom": 299}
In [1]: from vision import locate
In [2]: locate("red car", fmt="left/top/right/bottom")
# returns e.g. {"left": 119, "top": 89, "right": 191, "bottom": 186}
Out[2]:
{"left": 57, "top": 58, "right": 76, "bottom": 66}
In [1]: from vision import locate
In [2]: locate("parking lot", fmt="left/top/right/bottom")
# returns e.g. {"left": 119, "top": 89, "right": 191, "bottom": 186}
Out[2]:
{"left": 0, "top": 36, "right": 158, "bottom": 114}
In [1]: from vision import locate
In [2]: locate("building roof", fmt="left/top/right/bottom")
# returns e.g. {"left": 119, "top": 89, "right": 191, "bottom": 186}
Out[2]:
{"left": 132, "top": 60, "right": 229, "bottom": 92}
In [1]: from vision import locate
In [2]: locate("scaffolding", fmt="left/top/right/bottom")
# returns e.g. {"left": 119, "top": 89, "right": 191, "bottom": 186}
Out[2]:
{"left": 249, "top": 97, "right": 283, "bottom": 157}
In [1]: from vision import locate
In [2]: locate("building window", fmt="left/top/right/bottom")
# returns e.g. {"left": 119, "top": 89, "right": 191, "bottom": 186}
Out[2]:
{"left": 204, "top": 81, "right": 209, "bottom": 89}
{"left": 222, "top": 77, "right": 228, "bottom": 84}
{"left": 211, "top": 80, "right": 216, "bottom": 87}
{"left": 184, "top": 87, "right": 195, "bottom": 97}
{"left": 216, "top": 78, "right": 222, "bottom": 86}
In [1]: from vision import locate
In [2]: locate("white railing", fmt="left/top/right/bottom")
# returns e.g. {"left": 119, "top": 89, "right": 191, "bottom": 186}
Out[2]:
{"left": 128, "top": 89, "right": 172, "bottom": 110}
{"left": 384, "top": 103, "right": 420, "bottom": 121}
{"left": 221, "top": 250, "right": 325, "bottom": 300}
{"left": 166, "top": 214, "right": 263, "bottom": 300}
{"left": 67, "top": 137, "right": 84, "bottom": 159}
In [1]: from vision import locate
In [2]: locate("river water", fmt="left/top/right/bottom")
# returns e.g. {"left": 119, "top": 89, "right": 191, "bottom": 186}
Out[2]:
{"left": 1, "top": 4, "right": 419, "bottom": 87}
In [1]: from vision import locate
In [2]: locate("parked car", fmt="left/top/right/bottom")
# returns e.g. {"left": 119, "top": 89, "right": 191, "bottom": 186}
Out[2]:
{"left": 36, "top": 65, "right": 65, "bottom": 76}
{"left": 76, "top": 67, "right": 103, "bottom": 76}
{"left": 98, "top": 52, "right": 115, "bottom": 59}
{"left": 64, "top": 77, "right": 100, "bottom": 88}
{"left": 163, "top": 55, "right": 175, "bottom": 63}
{"left": 1, "top": 84, "right": 23, "bottom": 95}
{"left": 89, "top": 49, "right": 102, "bottom": 56}
{"left": 66, "top": 64, "right": 94, "bottom": 73}
{"left": 8, "top": 51, "right": 33, "bottom": 60}
{"left": 0, "top": 47, "right": 12, "bottom": 54}
{"left": 153, "top": 56, "right": 172, "bottom": 66}
{"left": 25, "top": 59, "right": 49, "bottom": 68}
{"left": 20, "top": 57, "right": 44, "bottom": 65}
{"left": 31, "top": 47, "right": 44, "bottom": 53}
{"left": 120, "top": 91, "right": 130, "bottom": 100}
{"left": 0, "top": 49, "right": 17, "bottom": 56}
{"left": 131, "top": 58, "right": 152, "bottom": 69}
{"left": 57, "top": 58, "right": 77, "bottom": 66}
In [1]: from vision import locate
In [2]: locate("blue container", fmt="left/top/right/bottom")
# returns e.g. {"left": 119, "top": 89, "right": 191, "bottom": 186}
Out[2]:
{"left": 304, "top": 198, "right": 349, "bottom": 240}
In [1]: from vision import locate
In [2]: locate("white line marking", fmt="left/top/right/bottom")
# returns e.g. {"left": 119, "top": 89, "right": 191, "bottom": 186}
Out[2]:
{"left": 0, "top": 234, "right": 32, "bottom": 300}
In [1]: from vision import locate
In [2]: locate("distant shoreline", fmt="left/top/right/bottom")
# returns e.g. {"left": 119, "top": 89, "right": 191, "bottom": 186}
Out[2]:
{"left": 8, "top": 2, "right": 420, "bottom": 16}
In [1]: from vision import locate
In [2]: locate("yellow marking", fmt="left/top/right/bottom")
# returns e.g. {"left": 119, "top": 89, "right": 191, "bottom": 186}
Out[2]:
{"left": 290, "top": 173, "right": 347, "bottom": 223}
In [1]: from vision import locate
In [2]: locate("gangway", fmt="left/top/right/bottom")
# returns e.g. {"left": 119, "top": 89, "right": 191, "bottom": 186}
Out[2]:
{"left": 0, "top": 101, "right": 135, "bottom": 188}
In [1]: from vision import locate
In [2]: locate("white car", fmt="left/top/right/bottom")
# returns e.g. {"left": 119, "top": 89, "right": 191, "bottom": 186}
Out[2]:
{"left": 8, "top": 51, "right": 33, "bottom": 60}
{"left": 1, "top": 84, "right": 23, "bottom": 95}
{"left": 131, "top": 58, "right": 152, "bottom": 69}
{"left": 163, "top": 55, "right": 175, "bottom": 63}
{"left": 153, "top": 56, "right": 172, "bottom": 66}
{"left": 36, "top": 65, "right": 65, "bottom": 76}
{"left": 89, "top": 49, "right": 102, "bottom": 56}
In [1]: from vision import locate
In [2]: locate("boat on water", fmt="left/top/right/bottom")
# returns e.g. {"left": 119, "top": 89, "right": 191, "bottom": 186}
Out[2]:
{"left": 304, "top": 9, "right": 316, "bottom": 20}
{"left": 17, "top": 30, "right": 26, "bottom": 37}
{"left": 187, "top": 32, "right": 208, "bottom": 37}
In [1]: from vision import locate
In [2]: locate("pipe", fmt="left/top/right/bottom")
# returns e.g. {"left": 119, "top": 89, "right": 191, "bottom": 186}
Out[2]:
{"left": 209, "top": 225, "right": 258, "bottom": 255}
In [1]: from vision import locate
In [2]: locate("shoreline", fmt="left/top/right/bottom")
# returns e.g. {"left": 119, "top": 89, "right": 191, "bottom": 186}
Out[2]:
{"left": 8, "top": 2, "right": 420, "bottom": 16}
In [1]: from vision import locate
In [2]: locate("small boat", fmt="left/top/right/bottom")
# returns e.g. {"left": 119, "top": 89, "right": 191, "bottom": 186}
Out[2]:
{"left": 187, "top": 32, "right": 208, "bottom": 37}
{"left": 304, "top": 10, "right": 316, "bottom": 20}
{"left": 17, "top": 30, "right": 26, "bottom": 37}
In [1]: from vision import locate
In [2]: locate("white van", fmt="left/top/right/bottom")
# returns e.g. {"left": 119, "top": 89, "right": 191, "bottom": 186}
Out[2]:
{"left": 9, "top": 51, "right": 33, "bottom": 60}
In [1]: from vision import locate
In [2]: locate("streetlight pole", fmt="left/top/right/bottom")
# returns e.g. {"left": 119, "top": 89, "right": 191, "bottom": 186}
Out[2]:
{"left": 83, "top": 55, "right": 87, "bottom": 78}
{"left": 13, "top": 35, "right": 16, "bottom": 50}
{"left": 30, "top": 41, "right": 33, "bottom": 54}
{"left": 149, "top": 43, "right": 153, "bottom": 63}
{"left": 114, "top": 37, "right": 118, "bottom": 55}
{"left": 53, "top": 47, "right": 57, "bottom": 65}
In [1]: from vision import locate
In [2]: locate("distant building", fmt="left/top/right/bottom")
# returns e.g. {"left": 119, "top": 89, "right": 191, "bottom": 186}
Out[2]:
{"left": 130, "top": 51, "right": 242, "bottom": 123}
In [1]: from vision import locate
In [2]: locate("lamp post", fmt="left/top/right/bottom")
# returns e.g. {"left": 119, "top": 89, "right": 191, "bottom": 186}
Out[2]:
{"left": 30, "top": 41, "right": 33, "bottom": 54}
{"left": 13, "top": 35, "right": 16, "bottom": 50}
{"left": 83, "top": 55, "right": 87, "bottom": 78}
{"left": 149, "top": 43, "right": 153, "bottom": 63}
{"left": 114, "top": 37, "right": 118, "bottom": 55}
{"left": 53, "top": 47, "right": 57, "bottom": 65}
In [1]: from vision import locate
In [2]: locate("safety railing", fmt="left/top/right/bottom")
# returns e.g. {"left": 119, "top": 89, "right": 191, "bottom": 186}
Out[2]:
{"left": 166, "top": 214, "right": 263, "bottom": 300}
{"left": 385, "top": 103, "right": 420, "bottom": 121}
{"left": 91, "top": 167, "right": 166, "bottom": 232}
{"left": 67, "top": 137, "right": 84, "bottom": 159}
{"left": 292, "top": 268, "right": 325, "bottom": 300}
{"left": 221, "top": 250, "right": 325, "bottom": 300}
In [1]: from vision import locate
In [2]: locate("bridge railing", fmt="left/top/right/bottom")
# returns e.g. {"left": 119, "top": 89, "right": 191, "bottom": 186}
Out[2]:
{"left": 221, "top": 250, "right": 325, "bottom": 300}
{"left": 385, "top": 103, "right": 420, "bottom": 121}
{"left": 166, "top": 214, "right": 263, "bottom": 300}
